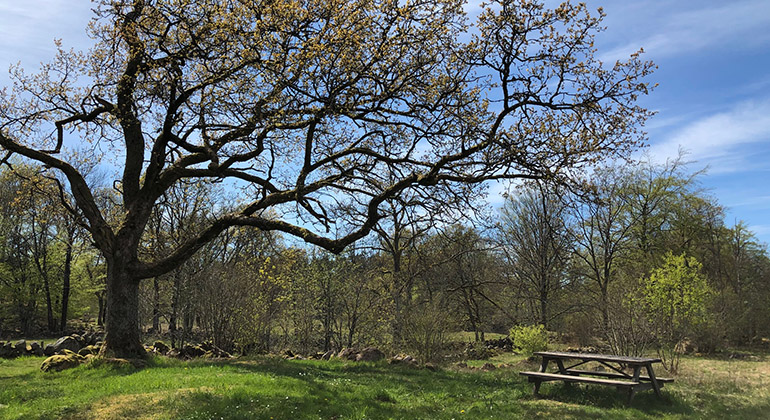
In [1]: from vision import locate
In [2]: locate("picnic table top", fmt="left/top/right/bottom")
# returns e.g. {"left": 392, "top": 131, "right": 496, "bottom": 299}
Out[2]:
{"left": 534, "top": 351, "right": 662, "bottom": 365}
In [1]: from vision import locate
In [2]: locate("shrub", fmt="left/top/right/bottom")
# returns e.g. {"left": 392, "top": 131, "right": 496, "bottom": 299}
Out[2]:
{"left": 510, "top": 324, "right": 548, "bottom": 357}
{"left": 403, "top": 299, "right": 455, "bottom": 363}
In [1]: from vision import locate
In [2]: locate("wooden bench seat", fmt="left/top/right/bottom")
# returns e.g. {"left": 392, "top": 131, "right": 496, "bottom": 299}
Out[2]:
{"left": 565, "top": 369, "right": 674, "bottom": 383}
{"left": 519, "top": 371, "right": 640, "bottom": 387}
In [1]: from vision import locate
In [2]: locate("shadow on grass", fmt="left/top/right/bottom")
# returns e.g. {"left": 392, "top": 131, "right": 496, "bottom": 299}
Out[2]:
{"left": 529, "top": 382, "right": 693, "bottom": 416}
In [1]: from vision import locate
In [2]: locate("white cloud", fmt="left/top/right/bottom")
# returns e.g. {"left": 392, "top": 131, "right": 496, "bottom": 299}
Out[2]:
{"left": 600, "top": 0, "right": 770, "bottom": 62}
{"left": 748, "top": 224, "right": 770, "bottom": 238}
{"left": 727, "top": 195, "right": 770, "bottom": 210}
{"left": 647, "top": 99, "right": 770, "bottom": 174}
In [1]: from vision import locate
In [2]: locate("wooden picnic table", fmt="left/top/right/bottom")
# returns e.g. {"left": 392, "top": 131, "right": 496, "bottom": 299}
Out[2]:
{"left": 519, "top": 351, "right": 673, "bottom": 405}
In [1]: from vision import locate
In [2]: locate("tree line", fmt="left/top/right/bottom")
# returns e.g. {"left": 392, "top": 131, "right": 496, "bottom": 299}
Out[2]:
{"left": 2, "top": 156, "right": 767, "bottom": 365}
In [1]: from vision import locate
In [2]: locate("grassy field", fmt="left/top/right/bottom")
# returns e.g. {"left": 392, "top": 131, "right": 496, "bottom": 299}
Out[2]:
{"left": 0, "top": 351, "right": 768, "bottom": 419}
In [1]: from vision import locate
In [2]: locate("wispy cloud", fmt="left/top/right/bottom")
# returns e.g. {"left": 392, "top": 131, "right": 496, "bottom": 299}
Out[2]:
{"left": 647, "top": 99, "right": 770, "bottom": 174}
{"left": 0, "top": 1, "right": 92, "bottom": 68}
{"left": 601, "top": 0, "right": 770, "bottom": 62}
{"left": 747, "top": 224, "right": 770, "bottom": 240}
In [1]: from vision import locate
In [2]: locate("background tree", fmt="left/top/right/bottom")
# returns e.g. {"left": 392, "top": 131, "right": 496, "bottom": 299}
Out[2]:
{"left": 641, "top": 252, "right": 712, "bottom": 373}
{"left": 0, "top": 0, "right": 653, "bottom": 357}
{"left": 498, "top": 182, "right": 571, "bottom": 328}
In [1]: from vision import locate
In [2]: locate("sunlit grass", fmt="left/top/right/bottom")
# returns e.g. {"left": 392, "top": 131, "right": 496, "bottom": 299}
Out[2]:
{"left": 0, "top": 351, "right": 768, "bottom": 419}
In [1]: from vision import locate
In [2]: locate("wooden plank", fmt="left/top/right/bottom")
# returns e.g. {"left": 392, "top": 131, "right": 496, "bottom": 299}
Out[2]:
{"left": 534, "top": 351, "right": 662, "bottom": 364}
{"left": 566, "top": 369, "right": 674, "bottom": 383}
{"left": 519, "top": 371, "right": 640, "bottom": 387}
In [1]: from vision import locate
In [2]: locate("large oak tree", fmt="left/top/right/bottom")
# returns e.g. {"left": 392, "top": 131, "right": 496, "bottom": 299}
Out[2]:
{"left": 0, "top": 0, "right": 653, "bottom": 357}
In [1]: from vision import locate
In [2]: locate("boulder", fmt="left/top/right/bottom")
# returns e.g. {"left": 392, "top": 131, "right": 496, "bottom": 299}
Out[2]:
{"left": 40, "top": 353, "right": 84, "bottom": 372}
{"left": 71, "top": 334, "right": 86, "bottom": 348}
{"left": 14, "top": 340, "right": 28, "bottom": 353}
{"left": 480, "top": 363, "right": 497, "bottom": 371}
{"left": 181, "top": 344, "right": 205, "bottom": 358}
{"left": 153, "top": 341, "right": 170, "bottom": 355}
{"left": 52, "top": 336, "right": 81, "bottom": 354}
{"left": 29, "top": 341, "right": 44, "bottom": 357}
{"left": 337, "top": 348, "right": 359, "bottom": 360}
{"left": 43, "top": 344, "right": 56, "bottom": 356}
{"left": 355, "top": 347, "right": 385, "bottom": 362}
{"left": 78, "top": 345, "right": 100, "bottom": 356}
{"left": 8, "top": 342, "right": 22, "bottom": 357}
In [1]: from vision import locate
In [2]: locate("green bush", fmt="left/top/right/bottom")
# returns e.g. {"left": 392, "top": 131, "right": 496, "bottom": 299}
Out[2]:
{"left": 510, "top": 324, "right": 548, "bottom": 357}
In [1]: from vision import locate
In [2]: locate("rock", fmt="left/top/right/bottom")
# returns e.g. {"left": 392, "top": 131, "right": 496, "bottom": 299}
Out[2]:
{"left": 337, "top": 348, "right": 359, "bottom": 360}
{"left": 355, "top": 347, "right": 385, "bottom": 362}
{"left": 41, "top": 354, "right": 84, "bottom": 372}
{"left": 166, "top": 348, "right": 181, "bottom": 358}
{"left": 282, "top": 349, "right": 295, "bottom": 358}
{"left": 423, "top": 363, "right": 438, "bottom": 371}
{"left": 481, "top": 363, "right": 496, "bottom": 371}
{"left": 181, "top": 344, "right": 205, "bottom": 358}
{"left": 52, "top": 336, "right": 81, "bottom": 354}
{"left": 455, "top": 362, "right": 468, "bottom": 369}
{"left": 8, "top": 342, "right": 22, "bottom": 357}
{"left": 321, "top": 350, "right": 334, "bottom": 360}
{"left": 153, "top": 341, "right": 170, "bottom": 355}
{"left": 728, "top": 352, "right": 754, "bottom": 360}
{"left": 14, "top": 340, "right": 28, "bottom": 353}
{"left": 29, "top": 341, "right": 44, "bottom": 356}
{"left": 71, "top": 334, "right": 86, "bottom": 348}
{"left": 43, "top": 344, "right": 56, "bottom": 356}
{"left": 78, "top": 345, "right": 99, "bottom": 356}
{"left": 389, "top": 354, "right": 419, "bottom": 366}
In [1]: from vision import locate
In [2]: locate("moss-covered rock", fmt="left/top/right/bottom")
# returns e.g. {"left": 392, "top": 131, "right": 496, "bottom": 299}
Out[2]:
{"left": 40, "top": 354, "right": 84, "bottom": 372}
{"left": 78, "top": 345, "right": 100, "bottom": 356}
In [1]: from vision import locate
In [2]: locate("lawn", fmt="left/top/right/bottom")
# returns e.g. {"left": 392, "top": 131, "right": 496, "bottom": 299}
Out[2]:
{"left": 0, "top": 351, "right": 768, "bottom": 419}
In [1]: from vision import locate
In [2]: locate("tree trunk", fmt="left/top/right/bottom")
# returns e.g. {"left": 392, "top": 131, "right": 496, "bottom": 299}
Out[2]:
{"left": 152, "top": 276, "right": 161, "bottom": 333}
{"left": 43, "top": 276, "right": 56, "bottom": 332}
{"left": 96, "top": 291, "right": 106, "bottom": 326}
{"left": 169, "top": 270, "right": 181, "bottom": 348}
{"left": 59, "top": 238, "right": 73, "bottom": 333}
{"left": 101, "top": 262, "right": 146, "bottom": 358}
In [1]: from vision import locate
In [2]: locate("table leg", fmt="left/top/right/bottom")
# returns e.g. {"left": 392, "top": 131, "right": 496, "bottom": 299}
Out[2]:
{"left": 555, "top": 359, "right": 572, "bottom": 388}
{"left": 555, "top": 359, "right": 568, "bottom": 374}
{"left": 539, "top": 358, "right": 550, "bottom": 373}
{"left": 645, "top": 363, "right": 662, "bottom": 397}
{"left": 534, "top": 358, "right": 549, "bottom": 396}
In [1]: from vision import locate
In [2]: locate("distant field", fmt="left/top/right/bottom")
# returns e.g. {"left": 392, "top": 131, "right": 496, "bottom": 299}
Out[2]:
{"left": 1, "top": 351, "right": 768, "bottom": 419}
{"left": 449, "top": 331, "right": 509, "bottom": 342}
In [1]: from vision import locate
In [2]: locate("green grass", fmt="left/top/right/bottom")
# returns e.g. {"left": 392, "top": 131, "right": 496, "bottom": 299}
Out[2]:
{"left": 0, "top": 352, "right": 768, "bottom": 419}
{"left": 449, "top": 331, "right": 509, "bottom": 342}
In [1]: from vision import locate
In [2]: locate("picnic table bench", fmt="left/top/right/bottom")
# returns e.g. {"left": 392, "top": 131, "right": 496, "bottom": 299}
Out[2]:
{"left": 519, "top": 351, "right": 673, "bottom": 405}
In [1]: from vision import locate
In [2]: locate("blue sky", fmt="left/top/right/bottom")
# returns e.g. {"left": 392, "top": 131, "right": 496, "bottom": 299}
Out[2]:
{"left": 1, "top": 0, "right": 769, "bottom": 245}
